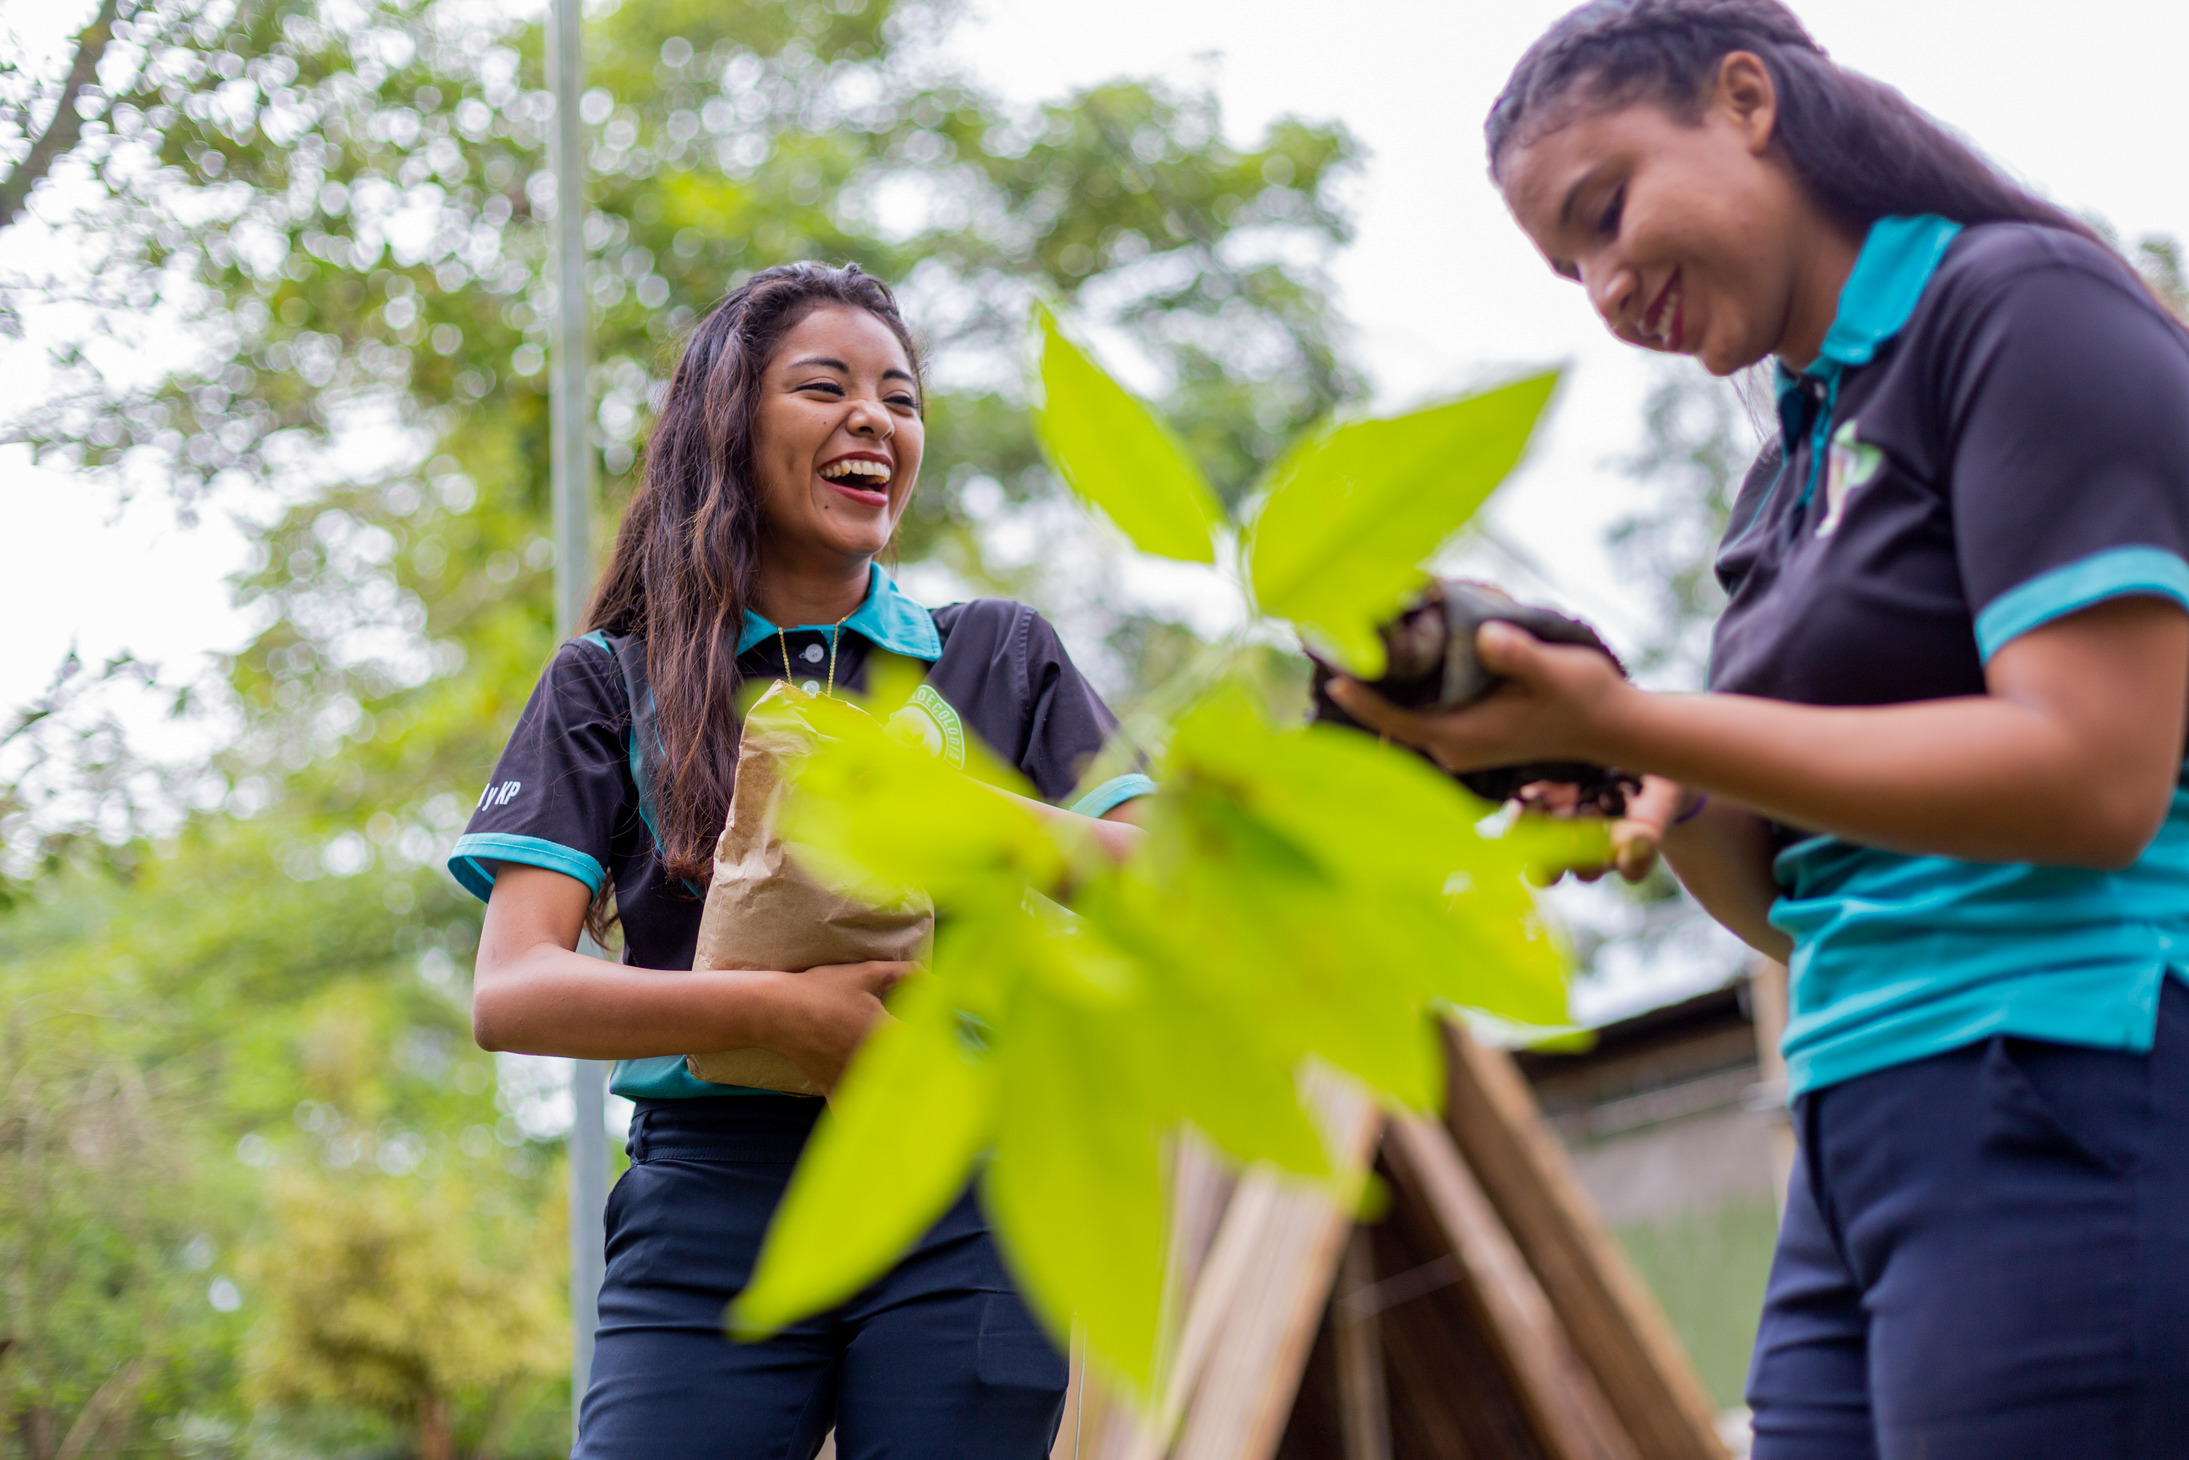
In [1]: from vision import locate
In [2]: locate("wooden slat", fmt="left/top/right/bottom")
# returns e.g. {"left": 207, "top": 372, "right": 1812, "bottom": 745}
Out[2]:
{"left": 1369, "top": 1190, "right": 1544, "bottom": 1460}
{"left": 1170, "top": 1134, "right": 1243, "bottom": 1300}
{"left": 1438, "top": 1022, "right": 1727, "bottom": 1460}
{"left": 1332, "top": 1227, "right": 1393, "bottom": 1460}
{"left": 1170, "top": 1079, "right": 1383, "bottom": 1460}
{"left": 1383, "top": 1116, "right": 1637, "bottom": 1460}
{"left": 1077, "top": 1082, "right": 1380, "bottom": 1460}
{"left": 1747, "top": 958, "right": 1797, "bottom": 1217}
{"left": 1125, "top": 1175, "right": 1282, "bottom": 1460}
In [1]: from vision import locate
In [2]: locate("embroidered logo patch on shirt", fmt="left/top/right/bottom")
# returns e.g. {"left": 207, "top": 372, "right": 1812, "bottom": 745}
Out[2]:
{"left": 1817, "top": 420, "right": 1884, "bottom": 538}
{"left": 886, "top": 684, "right": 967, "bottom": 767}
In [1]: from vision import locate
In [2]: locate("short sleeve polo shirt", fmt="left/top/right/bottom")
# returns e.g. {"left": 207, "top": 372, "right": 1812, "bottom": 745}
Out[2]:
{"left": 446, "top": 564, "right": 1151, "bottom": 1099}
{"left": 1708, "top": 216, "right": 2189, "bottom": 1096}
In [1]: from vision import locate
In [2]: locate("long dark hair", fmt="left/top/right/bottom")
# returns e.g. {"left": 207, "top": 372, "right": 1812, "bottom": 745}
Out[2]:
{"left": 1484, "top": 0, "right": 2108, "bottom": 248}
{"left": 584, "top": 261, "right": 923, "bottom": 888}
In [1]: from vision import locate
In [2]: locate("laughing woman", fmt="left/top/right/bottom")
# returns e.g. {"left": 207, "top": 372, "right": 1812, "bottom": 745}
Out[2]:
{"left": 450, "top": 263, "right": 1148, "bottom": 1458}
{"left": 1332, "top": 4, "right": 2189, "bottom": 1457}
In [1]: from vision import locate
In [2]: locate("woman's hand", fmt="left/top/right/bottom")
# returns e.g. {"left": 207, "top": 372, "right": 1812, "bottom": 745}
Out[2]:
{"left": 472, "top": 866, "right": 915, "bottom": 1091}
{"left": 1519, "top": 773, "right": 1685, "bottom": 883}
{"left": 1325, "top": 621, "right": 1631, "bottom": 773}
{"left": 760, "top": 959, "right": 914, "bottom": 1095}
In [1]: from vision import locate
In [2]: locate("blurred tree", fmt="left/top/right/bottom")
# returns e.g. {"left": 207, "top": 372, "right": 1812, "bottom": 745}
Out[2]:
{"left": 8, "top": 0, "right": 1362, "bottom": 820}
{"left": 0, "top": 807, "right": 538, "bottom": 1454}
{"left": 0, "top": 650, "right": 180, "bottom": 905}
{"left": 245, "top": 1172, "right": 562, "bottom": 1460}
{"left": 1605, "top": 364, "right": 1758, "bottom": 689}
{"left": 0, "top": 0, "right": 122, "bottom": 231}
{"left": 0, "top": 0, "right": 1369, "bottom": 1447}
{"left": 0, "top": 1002, "right": 237, "bottom": 1459}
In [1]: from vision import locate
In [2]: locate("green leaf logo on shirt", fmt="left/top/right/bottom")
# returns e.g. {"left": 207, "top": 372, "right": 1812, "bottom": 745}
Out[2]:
{"left": 1819, "top": 419, "right": 1885, "bottom": 538}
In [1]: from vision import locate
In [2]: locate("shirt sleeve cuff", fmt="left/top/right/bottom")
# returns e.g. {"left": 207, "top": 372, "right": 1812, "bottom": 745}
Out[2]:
{"left": 447, "top": 833, "right": 607, "bottom": 903}
{"left": 1974, "top": 545, "right": 2189, "bottom": 660}
{"left": 1068, "top": 773, "right": 1157, "bottom": 818}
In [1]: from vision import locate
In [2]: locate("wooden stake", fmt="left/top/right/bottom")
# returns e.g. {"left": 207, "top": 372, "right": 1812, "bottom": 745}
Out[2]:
{"left": 1747, "top": 959, "right": 1796, "bottom": 1217}
{"left": 1171, "top": 1079, "right": 1382, "bottom": 1460}
{"left": 1332, "top": 1227, "right": 1392, "bottom": 1460}
{"left": 1384, "top": 1115, "right": 1637, "bottom": 1460}
{"left": 1437, "top": 1022, "right": 1727, "bottom": 1460}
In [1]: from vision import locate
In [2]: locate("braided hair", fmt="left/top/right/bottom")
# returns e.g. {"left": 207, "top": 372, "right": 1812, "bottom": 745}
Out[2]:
{"left": 1484, "top": 0, "right": 2104, "bottom": 247}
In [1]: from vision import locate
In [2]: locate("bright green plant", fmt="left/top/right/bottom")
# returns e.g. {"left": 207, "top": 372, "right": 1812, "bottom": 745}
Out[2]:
{"left": 1032, "top": 306, "right": 1559, "bottom": 676}
{"left": 728, "top": 315, "right": 1591, "bottom": 1395}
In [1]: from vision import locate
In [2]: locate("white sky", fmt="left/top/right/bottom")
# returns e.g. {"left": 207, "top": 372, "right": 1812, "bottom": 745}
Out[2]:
{"left": 6, "top": 0, "right": 2188, "bottom": 704}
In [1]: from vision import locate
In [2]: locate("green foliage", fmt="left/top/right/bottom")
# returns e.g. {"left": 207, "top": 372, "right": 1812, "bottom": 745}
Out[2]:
{"left": 1033, "top": 313, "right": 1559, "bottom": 677}
{"left": 3, "top": 0, "right": 1375, "bottom": 1441}
{"left": 0, "top": 809, "right": 552, "bottom": 1454}
{"left": 731, "top": 681, "right": 1607, "bottom": 1390}
{"left": 728, "top": 969, "right": 997, "bottom": 1329}
{"left": 729, "top": 311, "right": 1581, "bottom": 1393}
{"left": 0, "top": 985, "right": 245, "bottom": 1452}
{"left": 1032, "top": 307, "right": 1225, "bottom": 563}
{"left": 245, "top": 1170, "right": 563, "bottom": 1456}
{"left": 1249, "top": 371, "right": 1562, "bottom": 674}
{"left": 767, "top": 679, "right": 1071, "bottom": 910}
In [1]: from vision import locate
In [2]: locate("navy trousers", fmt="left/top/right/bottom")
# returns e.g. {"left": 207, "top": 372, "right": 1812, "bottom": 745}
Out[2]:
{"left": 573, "top": 1097, "right": 1068, "bottom": 1460}
{"left": 1748, "top": 977, "right": 2189, "bottom": 1459}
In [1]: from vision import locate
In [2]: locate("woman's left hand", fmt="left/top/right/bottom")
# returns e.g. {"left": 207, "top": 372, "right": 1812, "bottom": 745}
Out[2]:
{"left": 1325, "top": 620, "right": 1631, "bottom": 772}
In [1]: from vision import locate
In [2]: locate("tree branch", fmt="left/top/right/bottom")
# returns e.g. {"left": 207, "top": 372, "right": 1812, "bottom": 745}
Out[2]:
{"left": 0, "top": 0, "right": 125, "bottom": 232}
{"left": 53, "top": 1356, "right": 146, "bottom": 1460}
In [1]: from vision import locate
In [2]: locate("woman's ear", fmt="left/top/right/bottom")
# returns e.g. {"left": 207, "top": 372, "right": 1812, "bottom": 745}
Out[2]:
{"left": 1713, "top": 50, "right": 1781, "bottom": 156}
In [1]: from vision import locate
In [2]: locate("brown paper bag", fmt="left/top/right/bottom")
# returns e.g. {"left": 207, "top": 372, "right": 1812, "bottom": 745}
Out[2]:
{"left": 685, "top": 683, "right": 932, "bottom": 1095}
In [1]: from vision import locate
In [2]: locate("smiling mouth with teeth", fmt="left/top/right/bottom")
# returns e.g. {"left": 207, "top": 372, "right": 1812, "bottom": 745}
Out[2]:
{"left": 819, "top": 458, "right": 893, "bottom": 490}
{"left": 1643, "top": 270, "right": 1684, "bottom": 352}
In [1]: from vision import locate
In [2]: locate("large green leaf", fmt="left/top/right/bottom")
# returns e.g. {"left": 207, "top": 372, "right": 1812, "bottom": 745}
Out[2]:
{"left": 1152, "top": 688, "right": 1585, "bottom": 1065}
{"left": 729, "top": 675, "right": 1598, "bottom": 1386}
{"left": 731, "top": 972, "right": 998, "bottom": 1337}
{"left": 1247, "top": 371, "right": 1561, "bottom": 674}
{"left": 983, "top": 990, "right": 1168, "bottom": 1392}
{"left": 762, "top": 690, "right": 1069, "bottom": 907}
{"left": 1032, "top": 307, "right": 1227, "bottom": 564}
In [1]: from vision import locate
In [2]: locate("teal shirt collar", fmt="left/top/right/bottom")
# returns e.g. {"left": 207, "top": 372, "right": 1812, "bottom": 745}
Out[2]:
{"left": 1776, "top": 214, "right": 1962, "bottom": 392}
{"left": 736, "top": 562, "right": 942, "bottom": 662}
{"left": 1771, "top": 214, "right": 1963, "bottom": 513}
{"left": 1826, "top": 213, "right": 1963, "bottom": 368}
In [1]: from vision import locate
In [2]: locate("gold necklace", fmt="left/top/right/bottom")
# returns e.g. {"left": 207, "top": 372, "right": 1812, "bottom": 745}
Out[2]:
{"left": 777, "top": 611, "right": 852, "bottom": 699}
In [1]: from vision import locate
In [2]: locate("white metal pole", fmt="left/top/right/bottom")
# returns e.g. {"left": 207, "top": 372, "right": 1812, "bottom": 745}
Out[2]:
{"left": 546, "top": 0, "right": 608, "bottom": 1437}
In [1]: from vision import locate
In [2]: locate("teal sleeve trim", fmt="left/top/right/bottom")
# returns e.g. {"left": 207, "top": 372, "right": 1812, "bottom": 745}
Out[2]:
{"left": 447, "top": 833, "right": 606, "bottom": 903}
{"left": 1069, "top": 773, "right": 1157, "bottom": 818}
{"left": 610, "top": 1055, "right": 779, "bottom": 1100}
{"left": 1974, "top": 545, "right": 2189, "bottom": 660}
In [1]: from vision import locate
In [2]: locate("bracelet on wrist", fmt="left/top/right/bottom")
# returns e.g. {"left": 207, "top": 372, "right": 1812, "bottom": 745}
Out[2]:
{"left": 1671, "top": 791, "right": 1710, "bottom": 826}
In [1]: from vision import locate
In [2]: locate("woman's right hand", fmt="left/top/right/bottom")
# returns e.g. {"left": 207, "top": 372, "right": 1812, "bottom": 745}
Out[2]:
{"left": 762, "top": 960, "right": 915, "bottom": 1095}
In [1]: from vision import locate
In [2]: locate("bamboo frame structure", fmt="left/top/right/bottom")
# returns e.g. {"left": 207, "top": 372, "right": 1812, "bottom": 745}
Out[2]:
{"left": 1058, "top": 1020, "right": 1728, "bottom": 1460}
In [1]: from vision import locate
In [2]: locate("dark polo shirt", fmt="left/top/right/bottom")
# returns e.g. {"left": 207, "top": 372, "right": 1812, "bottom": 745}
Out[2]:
{"left": 1707, "top": 216, "right": 2189, "bottom": 1095}
{"left": 448, "top": 565, "right": 1149, "bottom": 1098}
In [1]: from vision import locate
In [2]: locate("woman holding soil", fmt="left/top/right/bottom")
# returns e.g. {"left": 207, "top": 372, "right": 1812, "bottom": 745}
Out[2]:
{"left": 1332, "top": 3, "right": 2189, "bottom": 1456}
{"left": 451, "top": 263, "right": 1148, "bottom": 1457}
